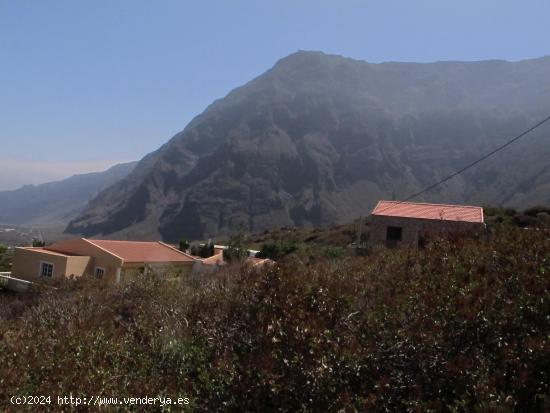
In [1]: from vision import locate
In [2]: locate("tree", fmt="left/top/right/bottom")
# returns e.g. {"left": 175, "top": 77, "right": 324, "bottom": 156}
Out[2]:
{"left": 178, "top": 239, "right": 190, "bottom": 252}
{"left": 198, "top": 240, "right": 215, "bottom": 258}
{"left": 32, "top": 239, "right": 45, "bottom": 247}
{"left": 0, "top": 244, "right": 6, "bottom": 254}
{"left": 223, "top": 232, "right": 248, "bottom": 262}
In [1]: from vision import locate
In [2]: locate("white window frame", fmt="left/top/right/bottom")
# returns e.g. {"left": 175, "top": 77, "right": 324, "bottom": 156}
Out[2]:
{"left": 94, "top": 266, "right": 106, "bottom": 279}
{"left": 39, "top": 261, "right": 54, "bottom": 278}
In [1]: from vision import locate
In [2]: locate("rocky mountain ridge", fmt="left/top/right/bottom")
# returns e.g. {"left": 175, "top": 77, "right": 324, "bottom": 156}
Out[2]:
{"left": 67, "top": 51, "right": 550, "bottom": 241}
{"left": 0, "top": 162, "right": 137, "bottom": 226}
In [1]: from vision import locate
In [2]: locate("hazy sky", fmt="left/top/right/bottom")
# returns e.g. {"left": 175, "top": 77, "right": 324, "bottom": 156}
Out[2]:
{"left": 1, "top": 0, "right": 549, "bottom": 189}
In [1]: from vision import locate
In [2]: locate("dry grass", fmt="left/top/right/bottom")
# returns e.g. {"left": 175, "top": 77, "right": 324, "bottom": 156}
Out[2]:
{"left": 0, "top": 226, "right": 549, "bottom": 412}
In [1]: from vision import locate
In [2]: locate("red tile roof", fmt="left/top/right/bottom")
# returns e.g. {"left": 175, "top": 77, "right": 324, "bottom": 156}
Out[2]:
{"left": 372, "top": 201, "right": 484, "bottom": 223}
{"left": 87, "top": 240, "right": 196, "bottom": 263}
{"left": 24, "top": 247, "right": 77, "bottom": 257}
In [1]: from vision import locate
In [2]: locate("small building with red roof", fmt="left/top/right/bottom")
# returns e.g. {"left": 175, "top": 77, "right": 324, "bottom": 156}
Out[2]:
{"left": 369, "top": 200, "right": 485, "bottom": 248}
{"left": 12, "top": 238, "right": 199, "bottom": 283}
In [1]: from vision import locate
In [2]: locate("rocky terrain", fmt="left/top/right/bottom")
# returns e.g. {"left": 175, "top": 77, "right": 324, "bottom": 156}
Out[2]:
{"left": 66, "top": 51, "right": 550, "bottom": 241}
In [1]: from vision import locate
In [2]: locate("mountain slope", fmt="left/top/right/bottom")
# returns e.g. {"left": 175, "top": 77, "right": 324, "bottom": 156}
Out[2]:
{"left": 0, "top": 162, "right": 137, "bottom": 226}
{"left": 67, "top": 51, "right": 550, "bottom": 241}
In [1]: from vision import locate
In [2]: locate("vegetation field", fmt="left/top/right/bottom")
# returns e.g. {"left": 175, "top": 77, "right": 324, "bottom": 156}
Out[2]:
{"left": 1, "top": 224, "right": 549, "bottom": 412}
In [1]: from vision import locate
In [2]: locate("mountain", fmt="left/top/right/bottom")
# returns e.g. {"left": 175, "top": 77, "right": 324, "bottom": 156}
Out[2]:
{"left": 0, "top": 162, "right": 137, "bottom": 226}
{"left": 66, "top": 51, "right": 550, "bottom": 241}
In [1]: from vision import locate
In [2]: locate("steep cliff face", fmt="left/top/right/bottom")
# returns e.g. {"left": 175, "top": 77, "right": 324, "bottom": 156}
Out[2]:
{"left": 66, "top": 51, "right": 550, "bottom": 241}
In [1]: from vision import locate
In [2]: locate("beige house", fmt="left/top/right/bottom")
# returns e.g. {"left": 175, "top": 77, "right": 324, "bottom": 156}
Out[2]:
{"left": 13, "top": 238, "right": 198, "bottom": 283}
{"left": 369, "top": 200, "right": 485, "bottom": 248}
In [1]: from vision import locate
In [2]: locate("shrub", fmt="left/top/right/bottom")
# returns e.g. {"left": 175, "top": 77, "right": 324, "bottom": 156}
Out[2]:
{"left": 513, "top": 214, "right": 539, "bottom": 227}
{"left": 222, "top": 247, "right": 247, "bottom": 262}
{"left": 0, "top": 227, "right": 549, "bottom": 412}
{"left": 32, "top": 239, "right": 45, "bottom": 247}
{"left": 178, "top": 239, "right": 190, "bottom": 252}
{"left": 322, "top": 246, "right": 345, "bottom": 259}
{"left": 0, "top": 246, "right": 12, "bottom": 272}
{"left": 484, "top": 206, "right": 517, "bottom": 216}
{"left": 189, "top": 240, "right": 215, "bottom": 258}
{"left": 198, "top": 241, "right": 215, "bottom": 258}
{"left": 223, "top": 232, "right": 248, "bottom": 262}
{"left": 256, "top": 241, "right": 298, "bottom": 260}
{"left": 524, "top": 205, "right": 550, "bottom": 217}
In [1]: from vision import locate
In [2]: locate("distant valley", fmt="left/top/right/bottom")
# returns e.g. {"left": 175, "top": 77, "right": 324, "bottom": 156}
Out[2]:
{"left": 0, "top": 162, "right": 136, "bottom": 229}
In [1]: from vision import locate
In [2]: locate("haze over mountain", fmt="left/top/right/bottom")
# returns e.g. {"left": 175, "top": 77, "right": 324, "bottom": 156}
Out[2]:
{"left": 0, "top": 162, "right": 137, "bottom": 226}
{"left": 67, "top": 51, "right": 550, "bottom": 241}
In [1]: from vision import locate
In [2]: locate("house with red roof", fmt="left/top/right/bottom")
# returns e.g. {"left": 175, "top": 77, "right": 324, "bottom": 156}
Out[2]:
{"left": 12, "top": 238, "right": 199, "bottom": 283}
{"left": 369, "top": 200, "right": 485, "bottom": 248}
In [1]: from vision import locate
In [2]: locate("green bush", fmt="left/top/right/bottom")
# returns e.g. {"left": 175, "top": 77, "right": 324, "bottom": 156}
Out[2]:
{"left": 32, "top": 239, "right": 45, "bottom": 247}
{"left": 178, "top": 239, "right": 190, "bottom": 252}
{"left": 322, "top": 246, "right": 345, "bottom": 259}
{"left": 484, "top": 205, "right": 550, "bottom": 230}
{"left": 190, "top": 240, "right": 215, "bottom": 258}
{"left": 198, "top": 241, "right": 215, "bottom": 258}
{"left": 513, "top": 214, "right": 539, "bottom": 227}
{"left": 256, "top": 241, "right": 298, "bottom": 260}
{"left": 484, "top": 206, "right": 517, "bottom": 217}
{"left": 223, "top": 232, "right": 248, "bottom": 262}
{"left": 524, "top": 205, "right": 550, "bottom": 217}
{"left": 0, "top": 245, "right": 11, "bottom": 272}
{"left": 0, "top": 227, "right": 549, "bottom": 412}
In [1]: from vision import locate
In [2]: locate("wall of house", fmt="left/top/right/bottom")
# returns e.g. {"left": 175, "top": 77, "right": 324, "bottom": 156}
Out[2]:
{"left": 369, "top": 215, "right": 485, "bottom": 248}
{"left": 47, "top": 238, "right": 123, "bottom": 282}
{"left": 12, "top": 248, "right": 96, "bottom": 282}
{"left": 65, "top": 256, "right": 94, "bottom": 278}
{"left": 13, "top": 248, "right": 69, "bottom": 281}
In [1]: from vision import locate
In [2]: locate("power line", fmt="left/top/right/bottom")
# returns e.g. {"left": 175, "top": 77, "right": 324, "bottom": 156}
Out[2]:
{"left": 370, "top": 114, "right": 550, "bottom": 217}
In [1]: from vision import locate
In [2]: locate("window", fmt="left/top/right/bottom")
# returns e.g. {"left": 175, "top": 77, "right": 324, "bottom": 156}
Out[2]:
{"left": 386, "top": 226, "right": 402, "bottom": 242}
{"left": 40, "top": 262, "right": 54, "bottom": 278}
{"left": 95, "top": 267, "right": 105, "bottom": 279}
